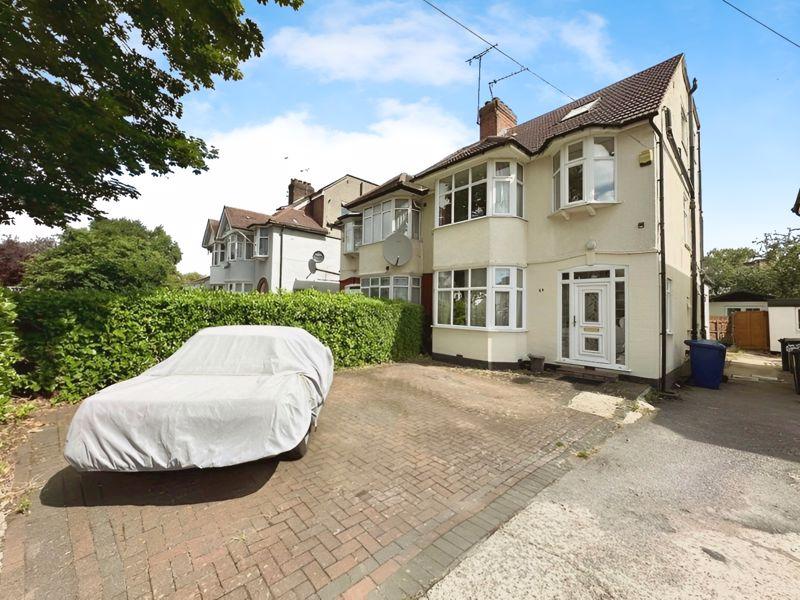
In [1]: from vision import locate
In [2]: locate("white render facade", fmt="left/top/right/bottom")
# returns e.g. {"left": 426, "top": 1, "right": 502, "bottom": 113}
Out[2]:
{"left": 340, "top": 55, "right": 704, "bottom": 385}
{"left": 203, "top": 175, "right": 375, "bottom": 293}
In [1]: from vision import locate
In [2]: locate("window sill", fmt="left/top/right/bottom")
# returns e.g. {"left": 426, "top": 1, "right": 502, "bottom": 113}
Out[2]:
{"left": 555, "top": 358, "right": 630, "bottom": 372}
{"left": 434, "top": 214, "right": 527, "bottom": 230}
{"left": 357, "top": 237, "right": 420, "bottom": 248}
{"left": 432, "top": 325, "right": 528, "bottom": 333}
{"left": 548, "top": 200, "right": 619, "bottom": 220}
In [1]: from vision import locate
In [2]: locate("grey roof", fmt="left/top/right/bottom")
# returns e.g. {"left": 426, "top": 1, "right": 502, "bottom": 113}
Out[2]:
{"left": 344, "top": 173, "right": 428, "bottom": 210}
{"left": 768, "top": 298, "right": 800, "bottom": 307}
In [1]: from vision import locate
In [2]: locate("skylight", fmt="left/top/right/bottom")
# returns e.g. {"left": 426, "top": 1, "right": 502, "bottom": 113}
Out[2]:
{"left": 561, "top": 98, "right": 600, "bottom": 122}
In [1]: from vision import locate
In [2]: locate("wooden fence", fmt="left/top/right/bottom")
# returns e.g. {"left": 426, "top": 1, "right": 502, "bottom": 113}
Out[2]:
{"left": 732, "top": 310, "right": 770, "bottom": 351}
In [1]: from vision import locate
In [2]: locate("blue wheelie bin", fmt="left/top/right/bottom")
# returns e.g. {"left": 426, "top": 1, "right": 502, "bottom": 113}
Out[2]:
{"left": 684, "top": 339, "right": 726, "bottom": 389}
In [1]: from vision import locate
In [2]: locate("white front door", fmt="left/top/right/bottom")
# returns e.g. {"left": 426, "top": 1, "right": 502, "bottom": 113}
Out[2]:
{"left": 573, "top": 282, "right": 612, "bottom": 364}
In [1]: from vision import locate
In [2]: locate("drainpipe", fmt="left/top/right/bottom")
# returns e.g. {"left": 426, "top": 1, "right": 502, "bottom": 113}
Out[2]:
{"left": 688, "top": 78, "right": 699, "bottom": 341}
{"left": 649, "top": 114, "right": 668, "bottom": 393}
{"left": 278, "top": 226, "right": 285, "bottom": 291}
{"left": 697, "top": 129, "right": 706, "bottom": 338}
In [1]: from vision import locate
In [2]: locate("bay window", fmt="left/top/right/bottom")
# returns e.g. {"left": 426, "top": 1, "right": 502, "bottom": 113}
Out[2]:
{"left": 552, "top": 136, "right": 616, "bottom": 210}
{"left": 255, "top": 227, "right": 269, "bottom": 257}
{"left": 360, "top": 275, "right": 421, "bottom": 303}
{"left": 436, "top": 161, "right": 524, "bottom": 226}
{"left": 360, "top": 199, "right": 420, "bottom": 245}
{"left": 212, "top": 242, "right": 226, "bottom": 265}
{"left": 225, "top": 232, "right": 254, "bottom": 261}
{"left": 435, "top": 266, "right": 525, "bottom": 329}
{"left": 344, "top": 220, "right": 362, "bottom": 254}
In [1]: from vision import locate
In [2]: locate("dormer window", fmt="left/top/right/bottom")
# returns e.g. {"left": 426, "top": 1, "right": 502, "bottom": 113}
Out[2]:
{"left": 436, "top": 160, "right": 524, "bottom": 226}
{"left": 552, "top": 136, "right": 616, "bottom": 211}
{"left": 561, "top": 98, "right": 599, "bottom": 121}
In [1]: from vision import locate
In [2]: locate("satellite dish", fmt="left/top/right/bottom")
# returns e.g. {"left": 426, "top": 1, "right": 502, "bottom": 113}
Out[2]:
{"left": 312, "top": 250, "right": 325, "bottom": 263}
{"left": 383, "top": 232, "right": 412, "bottom": 267}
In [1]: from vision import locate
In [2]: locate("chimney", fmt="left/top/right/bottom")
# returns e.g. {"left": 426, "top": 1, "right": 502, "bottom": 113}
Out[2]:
{"left": 288, "top": 178, "right": 314, "bottom": 204}
{"left": 478, "top": 98, "right": 517, "bottom": 139}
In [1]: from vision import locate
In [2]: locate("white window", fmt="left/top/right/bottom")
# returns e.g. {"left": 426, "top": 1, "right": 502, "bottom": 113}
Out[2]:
{"left": 360, "top": 275, "right": 421, "bottom": 303}
{"left": 436, "top": 161, "right": 523, "bottom": 226}
{"left": 255, "top": 227, "right": 269, "bottom": 257}
{"left": 226, "top": 232, "right": 254, "bottom": 261}
{"left": 666, "top": 277, "right": 673, "bottom": 334}
{"left": 212, "top": 242, "right": 226, "bottom": 265}
{"left": 359, "top": 200, "right": 420, "bottom": 245}
{"left": 344, "top": 220, "right": 362, "bottom": 253}
{"left": 435, "top": 266, "right": 525, "bottom": 329}
{"left": 552, "top": 136, "right": 616, "bottom": 210}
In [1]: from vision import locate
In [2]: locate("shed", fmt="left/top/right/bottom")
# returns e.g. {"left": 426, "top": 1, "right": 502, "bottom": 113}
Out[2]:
{"left": 767, "top": 298, "right": 800, "bottom": 352}
{"left": 709, "top": 291, "right": 773, "bottom": 317}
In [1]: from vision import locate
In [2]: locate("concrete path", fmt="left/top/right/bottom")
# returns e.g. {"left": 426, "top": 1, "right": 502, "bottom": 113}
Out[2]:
{"left": 425, "top": 366, "right": 800, "bottom": 599}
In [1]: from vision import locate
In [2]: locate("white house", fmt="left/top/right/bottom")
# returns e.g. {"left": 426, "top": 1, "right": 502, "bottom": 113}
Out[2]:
{"left": 339, "top": 54, "right": 704, "bottom": 387}
{"left": 202, "top": 175, "right": 375, "bottom": 292}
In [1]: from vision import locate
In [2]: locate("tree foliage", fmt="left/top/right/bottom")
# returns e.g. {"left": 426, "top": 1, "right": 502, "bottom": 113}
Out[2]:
{"left": 0, "top": 0, "right": 302, "bottom": 226}
{"left": 704, "top": 228, "right": 800, "bottom": 297}
{"left": 0, "top": 236, "right": 57, "bottom": 286}
{"left": 22, "top": 218, "right": 181, "bottom": 292}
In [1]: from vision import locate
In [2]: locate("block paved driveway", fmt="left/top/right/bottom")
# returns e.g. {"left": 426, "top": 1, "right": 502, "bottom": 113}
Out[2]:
{"left": 0, "top": 362, "right": 626, "bottom": 600}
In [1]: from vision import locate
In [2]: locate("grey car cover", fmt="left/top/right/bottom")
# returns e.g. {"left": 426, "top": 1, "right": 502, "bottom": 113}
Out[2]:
{"left": 64, "top": 326, "right": 334, "bottom": 472}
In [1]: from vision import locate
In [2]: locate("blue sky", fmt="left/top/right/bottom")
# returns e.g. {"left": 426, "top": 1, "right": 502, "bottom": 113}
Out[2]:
{"left": 6, "top": 0, "right": 800, "bottom": 272}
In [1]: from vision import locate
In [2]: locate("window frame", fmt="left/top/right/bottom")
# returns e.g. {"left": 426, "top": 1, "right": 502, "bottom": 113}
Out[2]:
{"left": 360, "top": 274, "right": 422, "bottom": 304}
{"left": 343, "top": 220, "right": 362, "bottom": 254}
{"left": 666, "top": 277, "right": 673, "bottom": 334}
{"left": 435, "top": 160, "right": 524, "bottom": 227}
{"left": 358, "top": 199, "right": 420, "bottom": 246}
{"left": 254, "top": 227, "right": 269, "bottom": 258}
{"left": 434, "top": 266, "right": 526, "bottom": 330}
{"left": 551, "top": 135, "right": 618, "bottom": 212}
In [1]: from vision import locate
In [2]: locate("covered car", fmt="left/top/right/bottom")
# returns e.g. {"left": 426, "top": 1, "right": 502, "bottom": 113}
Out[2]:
{"left": 64, "top": 326, "right": 333, "bottom": 472}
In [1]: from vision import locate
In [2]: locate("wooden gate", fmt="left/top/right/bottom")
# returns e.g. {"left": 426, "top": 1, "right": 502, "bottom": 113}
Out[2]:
{"left": 732, "top": 310, "right": 770, "bottom": 350}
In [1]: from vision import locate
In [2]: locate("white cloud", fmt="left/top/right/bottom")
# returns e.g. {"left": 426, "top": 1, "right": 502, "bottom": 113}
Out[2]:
{"left": 2, "top": 99, "right": 472, "bottom": 274}
{"left": 558, "top": 12, "right": 630, "bottom": 80}
{"left": 265, "top": 1, "right": 628, "bottom": 89}
{"left": 267, "top": 0, "right": 476, "bottom": 86}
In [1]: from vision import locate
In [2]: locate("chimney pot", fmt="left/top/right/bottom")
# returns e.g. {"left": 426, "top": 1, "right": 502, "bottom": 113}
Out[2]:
{"left": 478, "top": 98, "right": 517, "bottom": 139}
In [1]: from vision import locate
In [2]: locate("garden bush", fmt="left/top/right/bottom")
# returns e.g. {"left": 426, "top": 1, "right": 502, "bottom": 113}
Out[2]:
{"left": 0, "top": 292, "right": 21, "bottom": 418}
{"left": 15, "top": 288, "right": 424, "bottom": 403}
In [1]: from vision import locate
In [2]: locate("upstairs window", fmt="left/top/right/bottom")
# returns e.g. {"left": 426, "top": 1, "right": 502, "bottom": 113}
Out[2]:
{"left": 552, "top": 136, "right": 616, "bottom": 210}
{"left": 361, "top": 199, "right": 420, "bottom": 245}
{"left": 255, "top": 227, "right": 269, "bottom": 257}
{"left": 437, "top": 161, "right": 523, "bottom": 226}
{"left": 225, "top": 232, "right": 253, "bottom": 261}
{"left": 344, "top": 220, "right": 362, "bottom": 253}
{"left": 212, "top": 242, "right": 226, "bottom": 265}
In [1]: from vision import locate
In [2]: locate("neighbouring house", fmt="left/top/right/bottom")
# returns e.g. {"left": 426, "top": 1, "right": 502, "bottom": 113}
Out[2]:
{"left": 767, "top": 298, "right": 800, "bottom": 352}
{"left": 709, "top": 291, "right": 773, "bottom": 317}
{"left": 338, "top": 54, "right": 703, "bottom": 386}
{"left": 203, "top": 175, "right": 376, "bottom": 292}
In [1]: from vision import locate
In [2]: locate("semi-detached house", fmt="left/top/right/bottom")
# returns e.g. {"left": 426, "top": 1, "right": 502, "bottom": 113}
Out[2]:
{"left": 339, "top": 54, "right": 704, "bottom": 386}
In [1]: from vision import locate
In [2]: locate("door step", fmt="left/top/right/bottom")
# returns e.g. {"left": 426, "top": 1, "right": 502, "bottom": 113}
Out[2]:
{"left": 556, "top": 364, "right": 619, "bottom": 383}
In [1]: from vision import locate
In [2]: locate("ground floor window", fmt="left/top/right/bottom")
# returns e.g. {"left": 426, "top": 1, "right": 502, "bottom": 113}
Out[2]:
{"left": 559, "top": 266, "right": 626, "bottom": 367}
{"left": 360, "top": 275, "right": 421, "bottom": 303}
{"left": 226, "top": 282, "right": 253, "bottom": 293}
{"left": 434, "top": 266, "right": 525, "bottom": 329}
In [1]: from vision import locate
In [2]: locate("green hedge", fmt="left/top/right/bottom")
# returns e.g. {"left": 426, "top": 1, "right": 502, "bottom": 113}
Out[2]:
{"left": 14, "top": 288, "right": 424, "bottom": 403}
{"left": 0, "top": 292, "right": 21, "bottom": 416}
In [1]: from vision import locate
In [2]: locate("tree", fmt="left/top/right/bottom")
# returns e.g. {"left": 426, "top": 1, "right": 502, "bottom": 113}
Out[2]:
{"left": 22, "top": 218, "right": 181, "bottom": 292}
{"left": 0, "top": 236, "right": 57, "bottom": 286}
{"left": 1, "top": 1, "right": 302, "bottom": 227}
{"left": 704, "top": 228, "right": 800, "bottom": 297}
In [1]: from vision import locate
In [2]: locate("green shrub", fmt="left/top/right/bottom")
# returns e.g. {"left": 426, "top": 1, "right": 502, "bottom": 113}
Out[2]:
{"left": 16, "top": 289, "right": 424, "bottom": 403}
{"left": 0, "top": 292, "right": 21, "bottom": 418}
